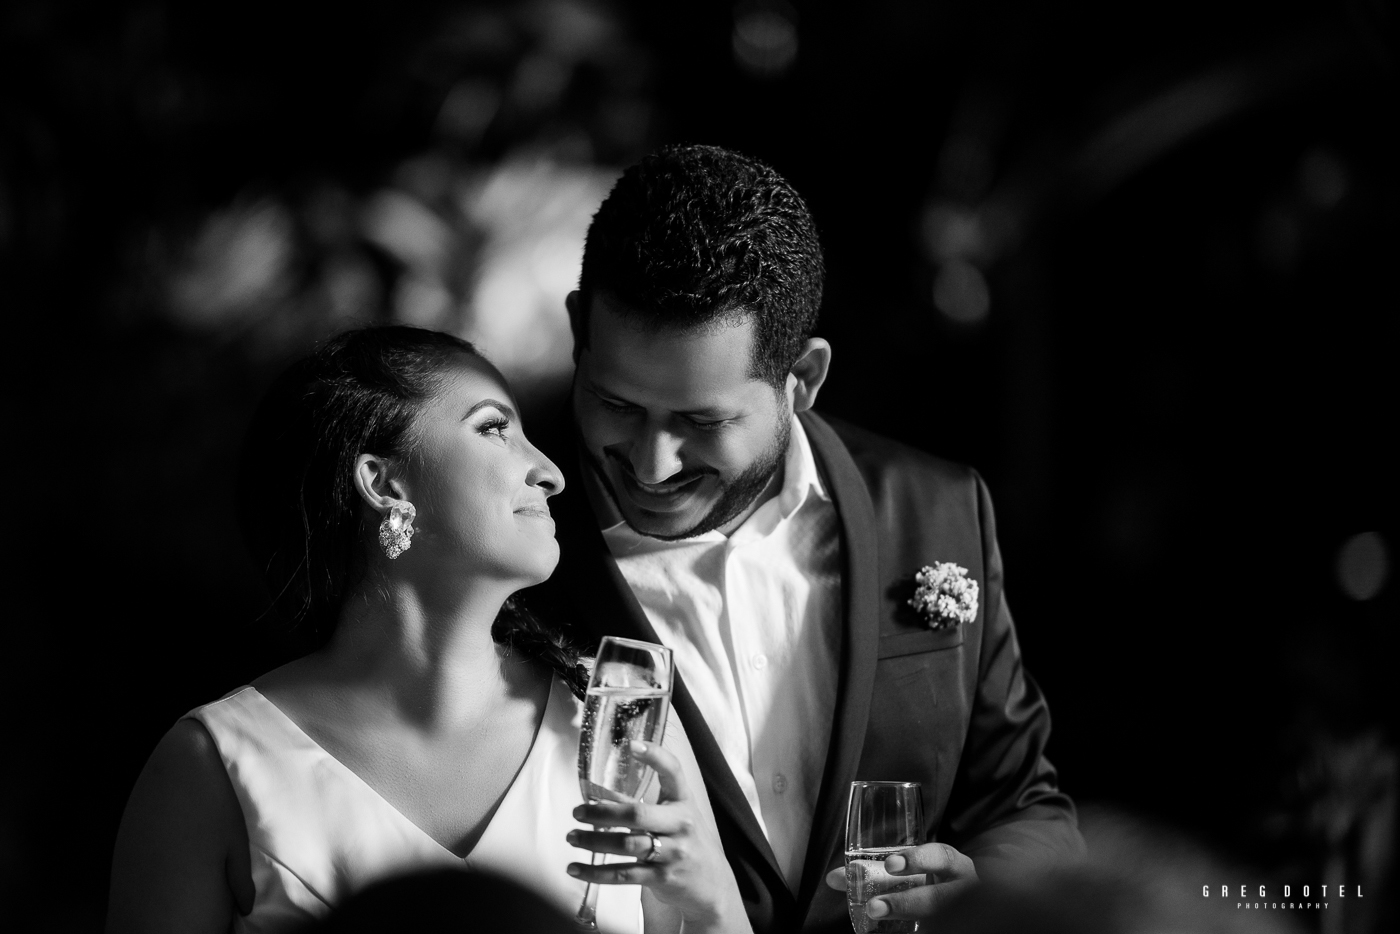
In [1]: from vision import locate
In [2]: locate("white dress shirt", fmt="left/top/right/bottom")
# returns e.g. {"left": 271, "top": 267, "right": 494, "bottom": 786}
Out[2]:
{"left": 601, "top": 415, "right": 842, "bottom": 893}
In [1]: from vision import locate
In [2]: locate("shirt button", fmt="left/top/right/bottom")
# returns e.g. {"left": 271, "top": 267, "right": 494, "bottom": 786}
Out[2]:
{"left": 751, "top": 654, "right": 768, "bottom": 670}
{"left": 772, "top": 772, "right": 788, "bottom": 794}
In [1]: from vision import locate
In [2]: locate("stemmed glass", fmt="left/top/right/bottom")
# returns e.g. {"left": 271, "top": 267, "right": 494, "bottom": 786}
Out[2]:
{"left": 845, "top": 781, "right": 925, "bottom": 933}
{"left": 574, "top": 636, "right": 674, "bottom": 929}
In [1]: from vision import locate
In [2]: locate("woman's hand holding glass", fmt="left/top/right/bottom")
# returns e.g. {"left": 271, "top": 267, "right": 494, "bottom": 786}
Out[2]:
{"left": 568, "top": 740, "right": 747, "bottom": 932}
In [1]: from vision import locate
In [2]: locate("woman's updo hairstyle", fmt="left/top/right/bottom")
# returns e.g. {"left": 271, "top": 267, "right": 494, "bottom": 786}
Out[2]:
{"left": 238, "top": 325, "right": 586, "bottom": 695}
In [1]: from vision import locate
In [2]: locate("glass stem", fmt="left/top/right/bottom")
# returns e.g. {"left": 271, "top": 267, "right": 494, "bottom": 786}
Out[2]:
{"left": 574, "top": 849, "right": 603, "bottom": 929}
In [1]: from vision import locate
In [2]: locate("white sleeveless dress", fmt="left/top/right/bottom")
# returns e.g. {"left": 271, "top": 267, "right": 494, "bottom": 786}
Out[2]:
{"left": 188, "top": 675, "right": 692, "bottom": 933}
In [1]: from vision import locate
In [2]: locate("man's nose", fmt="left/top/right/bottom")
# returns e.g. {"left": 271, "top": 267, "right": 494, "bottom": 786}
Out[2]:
{"left": 630, "top": 425, "right": 684, "bottom": 485}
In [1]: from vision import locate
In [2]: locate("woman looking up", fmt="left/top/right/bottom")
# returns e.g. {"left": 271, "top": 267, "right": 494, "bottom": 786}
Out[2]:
{"left": 106, "top": 326, "right": 748, "bottom": 934}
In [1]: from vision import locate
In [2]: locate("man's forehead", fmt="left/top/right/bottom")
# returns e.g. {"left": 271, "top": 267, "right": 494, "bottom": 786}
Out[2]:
{"left": 587, "top": 290, "right": 750, "bottom": 339}
{"left": 583, "top": 296, "right": 767, "bottom": 407}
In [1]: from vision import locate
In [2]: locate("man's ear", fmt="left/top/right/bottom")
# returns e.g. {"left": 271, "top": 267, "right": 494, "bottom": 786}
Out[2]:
{"left": 353, "top": 454, "right": 408, "bottom": 513}
{"left": 788, "top": 338, "right": 832, "bottom": 413}
{"left": 565, "top": 290, "right": 586, "bottom": 365}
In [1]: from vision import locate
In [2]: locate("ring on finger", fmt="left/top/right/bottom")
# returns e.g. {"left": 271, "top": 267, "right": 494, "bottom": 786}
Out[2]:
{"left": 642, "top": 831, "right": 661, "bottom": 863}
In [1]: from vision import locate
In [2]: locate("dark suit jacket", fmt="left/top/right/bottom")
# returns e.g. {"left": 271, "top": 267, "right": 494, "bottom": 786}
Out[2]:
{"left": 525, "top": 410, "right": 1082, "bottom": 933}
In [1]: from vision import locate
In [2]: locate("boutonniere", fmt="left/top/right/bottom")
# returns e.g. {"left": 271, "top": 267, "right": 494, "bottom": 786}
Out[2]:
{"left": 909, "top": 562, "right": 979, "bottom": 630}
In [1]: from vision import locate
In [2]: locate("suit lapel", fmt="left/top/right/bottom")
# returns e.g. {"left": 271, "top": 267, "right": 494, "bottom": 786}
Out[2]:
{"left": 542, "top": 437, "right": 789, "bottom": 894}
{"left": 795, "top": 411, "right": 881, "bottom": 921}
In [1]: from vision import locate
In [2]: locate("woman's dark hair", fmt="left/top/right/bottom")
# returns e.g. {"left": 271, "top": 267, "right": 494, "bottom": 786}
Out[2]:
{"left": 237, "top": 325, "right": 586, "bottom": 696}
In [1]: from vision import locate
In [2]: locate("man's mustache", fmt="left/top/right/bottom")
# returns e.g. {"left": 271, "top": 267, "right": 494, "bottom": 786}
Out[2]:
{"left": 603, "top": 449, "right": 716, "bottom": 488}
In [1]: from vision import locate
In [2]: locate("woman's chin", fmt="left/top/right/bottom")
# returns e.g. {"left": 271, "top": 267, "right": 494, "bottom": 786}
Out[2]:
{"left": 520, "top": 544, "right": 561, "bottom": 586}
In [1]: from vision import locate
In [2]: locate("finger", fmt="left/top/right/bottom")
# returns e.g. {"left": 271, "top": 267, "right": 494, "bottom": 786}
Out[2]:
{"left": 572, "top": 800, "right": 688, "bottom": 836}
{"left": 573, "top": 798, "right": 649, "bottom": 828}
{"left": 628, "top": 739, "right": 687, "bottom": 803}
{"left": 567, "top": 860, "right": 658, "bottom": 886}
{"left": 566, "top": 829, "right": 659, "bottom": 860}
{"left": 886, "top": 843, "right": 978, "bottom": 881}
{"left": 867, "top": 878, "right": 975, "bottom": 922}
{"left": 825, "top": 866, "right": 848, "bottom": 892}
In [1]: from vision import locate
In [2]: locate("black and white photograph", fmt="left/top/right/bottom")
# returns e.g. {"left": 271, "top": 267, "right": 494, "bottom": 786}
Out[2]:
{"left": 3, "top": 1, "right": 1395, "bottom": 932}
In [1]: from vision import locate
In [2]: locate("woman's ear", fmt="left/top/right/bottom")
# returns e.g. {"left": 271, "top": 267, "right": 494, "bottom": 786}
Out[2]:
{"left": 353, "top": 454, "right": 407, "bottom": 512}
{"left": 787, "top": 338, "right": 832, "bottom": 413}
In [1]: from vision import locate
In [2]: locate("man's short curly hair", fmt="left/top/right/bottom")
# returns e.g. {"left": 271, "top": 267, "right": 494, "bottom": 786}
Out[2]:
{"left": 577, "top": 144, "right": 824, "bottom": 387}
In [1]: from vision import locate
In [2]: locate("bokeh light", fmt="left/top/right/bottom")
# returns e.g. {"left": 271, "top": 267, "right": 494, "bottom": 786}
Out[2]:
{"left": 1298, "top": 148, "right": 1349, "bottom": 210}
{"left": 459, "top": 157, "right": 616, "bottom": 396}
{"left": 932, "top": 258, "right": 991, "bottom": 324}
{"left": 166, "top": 199, "right": 296, "bottom": 330}
{"left": 732, "top": 1, "right": 798, "bottom": 78}
{"left": 1336, "top": 531, "right": 1389, "bottom": 602}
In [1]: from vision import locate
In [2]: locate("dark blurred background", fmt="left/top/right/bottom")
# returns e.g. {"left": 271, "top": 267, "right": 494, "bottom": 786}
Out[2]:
{"left": 3, "top": 0, "right": 1395, "bottom": 931}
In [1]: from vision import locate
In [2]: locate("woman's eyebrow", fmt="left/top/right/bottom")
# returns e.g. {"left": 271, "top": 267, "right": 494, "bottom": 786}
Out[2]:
{"left": 463, "top": 398, "right": 517, "bottom": 421}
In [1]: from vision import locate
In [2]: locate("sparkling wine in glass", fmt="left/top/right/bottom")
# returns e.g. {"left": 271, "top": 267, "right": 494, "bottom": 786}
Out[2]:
{"left": 845, "top": 781, "right": 925, "bottom": 934}
{"left": 574, "top": 636, "right": 674, "bottom": 929}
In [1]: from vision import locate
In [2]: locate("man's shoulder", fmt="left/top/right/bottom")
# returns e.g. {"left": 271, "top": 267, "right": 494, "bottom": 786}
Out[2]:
{"left": 805, "top": 410, "right": 982, "bottom": 499}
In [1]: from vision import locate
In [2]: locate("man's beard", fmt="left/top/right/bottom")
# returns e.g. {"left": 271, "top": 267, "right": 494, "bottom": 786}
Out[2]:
{"left": 588, "top": 415, "right": 791, "bottom": 542}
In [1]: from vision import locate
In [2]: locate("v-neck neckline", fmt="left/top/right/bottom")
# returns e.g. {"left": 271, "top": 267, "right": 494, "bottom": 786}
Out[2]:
{"left": 237, "top": 678, "right": 559, "bottom": 862}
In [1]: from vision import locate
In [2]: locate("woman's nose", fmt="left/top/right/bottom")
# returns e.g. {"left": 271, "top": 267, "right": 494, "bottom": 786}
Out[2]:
{"left": 525, "top": 444, "right": 565, "bottom": 496}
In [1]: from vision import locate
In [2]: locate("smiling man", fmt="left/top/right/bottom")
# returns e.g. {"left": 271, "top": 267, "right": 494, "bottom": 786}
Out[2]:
{"left": 572, "top": 292, "right": 814, "bottom": 541}
{"left": 528, "top": 144, "right": 1083, "bottom": 933}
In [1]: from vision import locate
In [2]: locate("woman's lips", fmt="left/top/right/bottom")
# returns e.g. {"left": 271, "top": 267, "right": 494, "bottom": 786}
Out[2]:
{"left": 514, "top": 505, "right": 554, "bottom": 523}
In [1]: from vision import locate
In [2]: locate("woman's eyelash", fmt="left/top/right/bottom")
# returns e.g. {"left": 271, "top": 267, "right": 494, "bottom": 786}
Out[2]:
{"left": 479, "top": 416, "right": 510, "bottom": 437}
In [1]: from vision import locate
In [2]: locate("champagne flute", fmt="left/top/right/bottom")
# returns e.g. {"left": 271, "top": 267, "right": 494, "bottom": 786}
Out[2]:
{"left": 574, "top": 636, "right": 674, "bottom": 929}
{"left": 845, "top": 781, "right": 925, "bottom": 933}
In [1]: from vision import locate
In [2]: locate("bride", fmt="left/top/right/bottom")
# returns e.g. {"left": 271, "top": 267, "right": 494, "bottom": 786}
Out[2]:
{"left": 106, "top": 326, "right": 749, "bottom": 934}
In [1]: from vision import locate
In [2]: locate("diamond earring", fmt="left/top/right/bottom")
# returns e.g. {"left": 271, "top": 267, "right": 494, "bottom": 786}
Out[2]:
{"left": 378, "top": 500, "right": 417, "bottom": 559}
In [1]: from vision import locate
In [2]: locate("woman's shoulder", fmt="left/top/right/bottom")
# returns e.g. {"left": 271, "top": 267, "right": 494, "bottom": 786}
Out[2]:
{"left": 152, "top": 716, "right": 231, "bottom": 779}
{"left": 248, "top": 652, "right": 323, "bottom": 707}
{"left": 246, "top": 652, "right": 354, "bottom": 737}
{"left": 107, "top": 716, "right": 256, "bottom": 929}
{"left": 137, "top": 716, "right": 247, "bottom": 835}
{"left": 162, "top": 690, "right": 269, "bottom": 805}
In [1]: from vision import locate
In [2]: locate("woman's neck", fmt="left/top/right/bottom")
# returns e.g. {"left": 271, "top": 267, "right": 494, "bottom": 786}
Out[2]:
{"left": 318, "top": 578, "right": 536, "bottom": 732}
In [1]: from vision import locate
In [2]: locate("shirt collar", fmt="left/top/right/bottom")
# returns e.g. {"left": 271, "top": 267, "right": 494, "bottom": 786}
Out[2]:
{"left": 777, "top": 411, "right": 829, "bottom": 518}
{"left": 598, "top": 414, "right": 827, "bottom": 551}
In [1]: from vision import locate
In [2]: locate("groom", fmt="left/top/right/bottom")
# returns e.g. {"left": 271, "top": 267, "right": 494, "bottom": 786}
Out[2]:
{"left": 527, "top": 144, "right": 1082, "bottom": 932}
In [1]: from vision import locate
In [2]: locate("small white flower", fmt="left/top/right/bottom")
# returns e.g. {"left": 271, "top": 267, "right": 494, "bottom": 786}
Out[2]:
{"left": 909, "top": 562, "right": 979, "bottom": 630}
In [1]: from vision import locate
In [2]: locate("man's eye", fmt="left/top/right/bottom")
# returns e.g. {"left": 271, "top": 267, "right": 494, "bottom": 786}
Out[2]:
{"left": 688, "top": 418, "right": 728, "bottom": 432}
{"left": 599, "top": 398, "right": 638, "bottom": 414}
